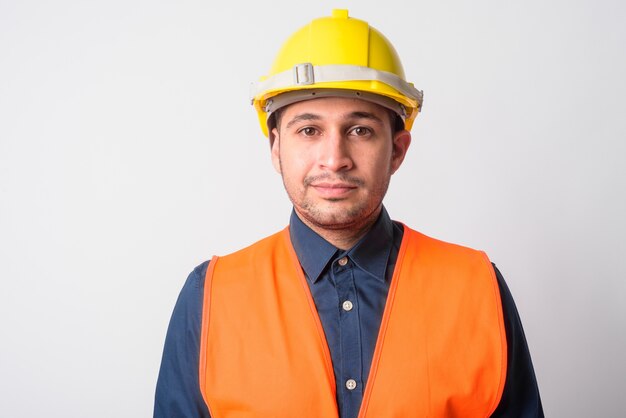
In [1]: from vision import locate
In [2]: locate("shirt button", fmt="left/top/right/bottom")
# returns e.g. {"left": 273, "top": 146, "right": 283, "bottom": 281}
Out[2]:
{"left": 342, "top": 300, "right": 353, "bottom": 311}
{"left": 338, "top": 256, "right": 348, "bottom": 266}
{"left": 346, "top": 379, "right": 357, "bottom": 390}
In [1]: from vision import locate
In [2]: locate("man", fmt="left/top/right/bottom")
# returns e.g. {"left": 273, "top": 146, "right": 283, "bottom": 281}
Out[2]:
{"left": 155, "top": 9, "right": 543, "bottom": 417}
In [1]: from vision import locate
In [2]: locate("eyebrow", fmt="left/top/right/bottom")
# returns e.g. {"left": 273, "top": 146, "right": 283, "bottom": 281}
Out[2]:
{"left": 348, "top": 111, "right": 385, "bottom": 125}
{"left": 284, "top": 111, "right": 384, "bottom": 130}
{"left": 285, "top": 113, "right": 321, "bottom": 130}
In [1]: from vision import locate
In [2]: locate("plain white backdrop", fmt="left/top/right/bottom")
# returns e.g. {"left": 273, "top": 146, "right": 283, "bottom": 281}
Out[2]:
{"left": 1, "top": 0, "right": 625, "bottom": 416}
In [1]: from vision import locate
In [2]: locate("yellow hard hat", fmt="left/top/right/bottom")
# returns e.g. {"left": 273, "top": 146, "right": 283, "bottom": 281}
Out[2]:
{"left": 250, "top": 9, "right": 423, "bottom": 138}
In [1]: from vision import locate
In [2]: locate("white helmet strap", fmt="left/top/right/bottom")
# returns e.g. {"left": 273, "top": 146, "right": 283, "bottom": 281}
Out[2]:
{"left": 250, "top": 63, "right": 424, "bottom": 107}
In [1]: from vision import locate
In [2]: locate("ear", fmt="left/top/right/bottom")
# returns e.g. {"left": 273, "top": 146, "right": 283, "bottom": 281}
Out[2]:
{"left": 270, "top": 127, "right": 282, "bottom": 174}
{"left": 390, "top": 130, "right": 411, "bottom": 174}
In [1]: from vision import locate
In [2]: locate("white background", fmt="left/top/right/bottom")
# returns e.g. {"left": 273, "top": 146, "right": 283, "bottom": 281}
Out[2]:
{"left": 1, "top": 0, "right": 625, "bottom": 416}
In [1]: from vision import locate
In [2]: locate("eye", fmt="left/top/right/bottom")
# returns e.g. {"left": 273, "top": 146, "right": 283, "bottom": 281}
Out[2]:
{"left": 349, "top": 126, "right": 372, "bottom": 137}
{"left": 298, "top": 126, "right": 318, "bottom": 137}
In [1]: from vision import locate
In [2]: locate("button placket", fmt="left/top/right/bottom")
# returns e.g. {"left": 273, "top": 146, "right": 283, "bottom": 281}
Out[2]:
{"left": 331, "top": 253, "right": 363, "bottom": 415}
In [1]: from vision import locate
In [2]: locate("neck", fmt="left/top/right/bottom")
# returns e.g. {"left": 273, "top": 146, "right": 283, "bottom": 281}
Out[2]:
{"left": 295, "top": 206, "right": 382, "bottom": 250}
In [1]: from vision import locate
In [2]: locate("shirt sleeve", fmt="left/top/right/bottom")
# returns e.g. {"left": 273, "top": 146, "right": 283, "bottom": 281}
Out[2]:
{"left": 154, "top": 261, "right": 211, "bottom": 418}
{"left": 490, "top": 264, "right": 544, "bottom": 417}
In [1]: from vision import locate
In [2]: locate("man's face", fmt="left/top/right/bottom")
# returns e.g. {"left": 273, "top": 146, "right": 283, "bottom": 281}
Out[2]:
{"left": 271, "top": 97, "right": 411, "bottom": 231}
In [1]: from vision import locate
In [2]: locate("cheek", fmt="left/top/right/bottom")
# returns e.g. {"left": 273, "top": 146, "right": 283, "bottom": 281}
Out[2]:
{"left": 361, "top": 147, "right": 393, "bottom": 174}
{"left": 281, "top": 143, "right": 314, "bottom": 170}
{"left": 279, "top": 151, "right": 309, "bottom": 184}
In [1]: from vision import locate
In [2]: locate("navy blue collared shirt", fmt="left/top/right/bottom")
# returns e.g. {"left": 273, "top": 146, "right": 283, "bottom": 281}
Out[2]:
{"left": 289, "top": 207, "right": 402, "bottom": 418}
{"left": 154, "top": 208, "right": 544, "bottom": 417}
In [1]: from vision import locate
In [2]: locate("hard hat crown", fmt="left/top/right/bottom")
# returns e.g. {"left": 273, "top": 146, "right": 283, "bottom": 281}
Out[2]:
{"left": 270, "top": 10, "right": 404, "bottom": 77}
{"left": 251, "top": 9, "right": 423, "bottom": 137}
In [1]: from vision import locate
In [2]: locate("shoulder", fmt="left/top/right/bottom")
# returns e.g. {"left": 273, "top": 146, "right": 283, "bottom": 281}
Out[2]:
{"left": 187, "top": 260, "right": 211, "bottom": 288}
{"left": 169, "top": 260, "right": 212, "bottom": 319}
{"left": 172, "top": 260, "right": 211, "bottom": 301}
{"left": 402, "top": 225, "right": 491, "bottom": 264}
{"left": 216, "top": 228, "right": 289, "bottom": 265}
{"left": 398, "top": 226, "right": 498, "bottom": 299}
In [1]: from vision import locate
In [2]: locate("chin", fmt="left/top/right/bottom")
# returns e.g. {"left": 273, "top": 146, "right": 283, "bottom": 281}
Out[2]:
{"left": 301, "top": 203, "right": 377, "bottom": 230}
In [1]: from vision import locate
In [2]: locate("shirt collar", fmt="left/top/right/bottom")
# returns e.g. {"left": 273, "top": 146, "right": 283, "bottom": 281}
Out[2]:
{"left": 289, "top": 206, "right": 394, "bottom": 284}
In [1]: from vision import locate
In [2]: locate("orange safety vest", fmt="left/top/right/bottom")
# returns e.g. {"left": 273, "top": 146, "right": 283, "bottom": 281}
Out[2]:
{"left": 199, "top": 225, "right": 507, "bottom": 418}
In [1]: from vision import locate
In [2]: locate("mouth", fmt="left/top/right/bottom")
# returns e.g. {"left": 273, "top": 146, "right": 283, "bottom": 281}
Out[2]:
{"left": 310, "top": 182, "right": 357, "bottom": 199}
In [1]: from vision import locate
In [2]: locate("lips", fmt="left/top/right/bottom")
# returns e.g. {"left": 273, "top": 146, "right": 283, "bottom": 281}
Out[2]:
{"left": 310, "top": 182, "right": 357, "bottom": 199}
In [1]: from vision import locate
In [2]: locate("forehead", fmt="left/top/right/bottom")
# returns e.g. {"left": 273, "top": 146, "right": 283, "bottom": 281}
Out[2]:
{"left": 280, "top": 96, "right": 390, "bottom": 123}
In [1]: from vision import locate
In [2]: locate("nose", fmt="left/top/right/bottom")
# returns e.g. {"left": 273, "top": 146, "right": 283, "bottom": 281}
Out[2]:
{"left": 318, "top": 130, "right": 353, "bottom": 172}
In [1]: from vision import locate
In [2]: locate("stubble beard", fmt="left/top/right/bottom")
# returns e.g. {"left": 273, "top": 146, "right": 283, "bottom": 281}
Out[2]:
{"left": 279, "top": 160, "right": 392, "bottom": 232}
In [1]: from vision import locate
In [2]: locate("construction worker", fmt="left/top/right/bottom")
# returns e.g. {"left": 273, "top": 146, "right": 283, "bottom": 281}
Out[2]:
{"left": 154, "top": 9, "right": 543, "bottom": 418}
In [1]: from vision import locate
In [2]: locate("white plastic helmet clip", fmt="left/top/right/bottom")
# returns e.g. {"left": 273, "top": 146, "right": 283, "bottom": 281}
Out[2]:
{"left": 294, "top": 63, "right": 315, "bottom": 85}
